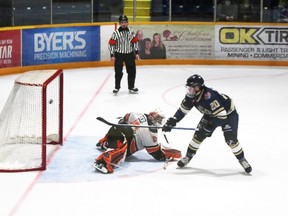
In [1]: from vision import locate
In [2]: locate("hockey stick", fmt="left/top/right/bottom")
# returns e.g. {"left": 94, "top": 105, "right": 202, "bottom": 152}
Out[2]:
{"left": 96, "top": 117, "right": 198, "bottom": 131}
{"left": 161, "top": 134, "right": 182, "bottom": 170}
{"left": 161, "top": 132, "right": 171, "bottom": 169}
{"left": 163, "top": 157, "right": 174, "bottom": 170}
{"left": 163, "top": 133, "right": 170, "bottom": 144}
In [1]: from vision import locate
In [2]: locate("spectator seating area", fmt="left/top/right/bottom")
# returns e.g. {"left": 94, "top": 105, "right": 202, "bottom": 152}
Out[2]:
{"left": 0, "top": 0, "right": 112, "bottom": 26}
{"left": 0, "top": 0, "right": 286, "bottom": 26}
{"left": 150, "top": 0, "right": 214, "bottom": 21}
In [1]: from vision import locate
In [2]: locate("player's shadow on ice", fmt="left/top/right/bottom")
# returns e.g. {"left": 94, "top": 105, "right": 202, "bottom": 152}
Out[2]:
{"left": 175, "top": 167, "right": 250, "bottom": 177}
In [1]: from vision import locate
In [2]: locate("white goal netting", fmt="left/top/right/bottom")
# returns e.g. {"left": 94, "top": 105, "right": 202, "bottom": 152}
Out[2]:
{"left": 0, "top": 69, "right": 63, "bottom": 172}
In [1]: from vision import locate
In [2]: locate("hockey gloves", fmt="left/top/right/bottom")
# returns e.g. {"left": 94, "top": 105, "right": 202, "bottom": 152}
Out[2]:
{"left": 162, "top": 148, "right": 182, "bottom": 159}
{"left": 146, "top": 144, "right": 182, "bottom": 161}
{"left": 162, "top": 117, "right": 177, "bottom": 132}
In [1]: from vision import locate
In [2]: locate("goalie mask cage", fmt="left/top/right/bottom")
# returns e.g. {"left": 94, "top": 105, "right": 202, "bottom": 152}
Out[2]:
{"left": 0, "top": 69, "right": 63, "bottom": 172}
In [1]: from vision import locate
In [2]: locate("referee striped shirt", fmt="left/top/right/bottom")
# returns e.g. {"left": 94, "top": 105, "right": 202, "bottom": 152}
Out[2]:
{"left": 108, "top": 26, "right": 139, "bottom": 56}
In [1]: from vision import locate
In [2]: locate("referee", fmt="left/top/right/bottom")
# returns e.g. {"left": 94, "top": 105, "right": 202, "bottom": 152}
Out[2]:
{"left": 108, "top": 15, "right": 140, "bottom": 94}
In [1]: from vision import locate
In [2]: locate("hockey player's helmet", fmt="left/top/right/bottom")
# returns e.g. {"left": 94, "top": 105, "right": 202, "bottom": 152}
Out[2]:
{"left": 119, "top": 15, "right": 128, "bottom": 23}
{"left": 186, "top": 74, "right": 204, "bottom": 88}
{"left": 149, "top": 109, "right": 165, "bottom": 126}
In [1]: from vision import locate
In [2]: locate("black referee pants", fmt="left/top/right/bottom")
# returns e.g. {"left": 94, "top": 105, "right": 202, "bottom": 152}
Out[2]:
{"left": 114, "top": 52, "right": 136, "bottom": 90}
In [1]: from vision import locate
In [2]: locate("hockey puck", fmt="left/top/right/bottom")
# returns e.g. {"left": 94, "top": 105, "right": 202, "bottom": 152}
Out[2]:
{"left": 49, "top": 99, "right": 53, "bottom": 104}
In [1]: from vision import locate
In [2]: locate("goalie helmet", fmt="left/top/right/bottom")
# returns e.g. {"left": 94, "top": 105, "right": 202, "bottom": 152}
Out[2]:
{"left": 118, "top": 15, "right": 128, "bottom": 23}
{"left": 149, "top": 109, "right": 165, "bottom": 126}
{"left": 186, "top": 74, "right": 204, "bottom": 88}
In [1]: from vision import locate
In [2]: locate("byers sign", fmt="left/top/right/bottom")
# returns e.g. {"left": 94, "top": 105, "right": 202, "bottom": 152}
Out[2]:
{"left": 22, "top": 26, "right": 100, "bottom": 66}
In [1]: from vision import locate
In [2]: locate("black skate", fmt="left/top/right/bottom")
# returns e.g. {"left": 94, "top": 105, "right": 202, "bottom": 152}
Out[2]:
{"left": 94, "top": 162, "right": 108, "bottom": 174}
{"left": 239, "top": 158, "right": 252, "bottom": 174}
{"left": 96, "top": 135, "right": 108, "bottom": 150}
{"left": 96, "top": 142, "right": 107, "bottom": 150}
{"left": 113, "top": 88, "right": 119, "bottom": 94}
{"left": 177, "top": 156, "right": 192, "bottom": 168}
{"left": 129, "top": 88, "right": 138, "bottom": 94}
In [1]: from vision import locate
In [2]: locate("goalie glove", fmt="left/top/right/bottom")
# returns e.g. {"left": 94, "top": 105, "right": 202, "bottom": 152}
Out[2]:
{"left": 161, "top": 148, "right": 182, "bottom": 159}
{"left": 146, "top": 144, "right": 182, "bottom": 161}
{"left": 94, "top": 141, "right": 127, "bottom": 174}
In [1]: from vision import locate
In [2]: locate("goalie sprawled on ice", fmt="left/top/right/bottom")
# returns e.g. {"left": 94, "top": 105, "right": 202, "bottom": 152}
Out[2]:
{"left": 94, "top": 110, "right": 181, "bottom": 174}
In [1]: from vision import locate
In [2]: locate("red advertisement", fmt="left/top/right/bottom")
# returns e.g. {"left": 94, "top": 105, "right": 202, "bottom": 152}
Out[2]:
{"left": 0, "top": 30, "right": 21, "bottom": 68}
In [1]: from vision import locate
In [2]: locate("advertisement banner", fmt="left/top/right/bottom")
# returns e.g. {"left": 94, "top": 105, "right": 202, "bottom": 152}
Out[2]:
{"left": 22, "top": 26, "right": 100, "bottom": 66}
{"left": 0, "top": 30, "right": 21, "bottom": 68}
{"left": 100, "top": 25, "right": 116, "bottom": 61}
{"left": 215, "top": 25, "right": 288, "bottom": 61}
{"left": 130, "top": 24, "right": 214, "bottom": 60}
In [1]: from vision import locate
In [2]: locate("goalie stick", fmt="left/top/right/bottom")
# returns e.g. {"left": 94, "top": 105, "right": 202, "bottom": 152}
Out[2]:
{"left": 161, "top": 140, "right": 182, "bottom": 170}
{"left": 96, "top": 117, "right": 198, "bottom": 131}
{"left": 163, "top": 157, "right": 174, "bottom": 170}
{"left": 162, "top": 132, "right": 171, "bottom": 170}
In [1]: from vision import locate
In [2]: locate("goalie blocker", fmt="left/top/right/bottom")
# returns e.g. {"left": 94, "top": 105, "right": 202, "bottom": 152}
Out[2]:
{"left": 94, "top": 111, "right": 181, "bottom": 174}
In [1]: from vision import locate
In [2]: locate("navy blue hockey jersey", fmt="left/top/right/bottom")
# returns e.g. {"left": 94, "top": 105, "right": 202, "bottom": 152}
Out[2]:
{"left": 175, "top": 86, "right": 236, "bottom": 121}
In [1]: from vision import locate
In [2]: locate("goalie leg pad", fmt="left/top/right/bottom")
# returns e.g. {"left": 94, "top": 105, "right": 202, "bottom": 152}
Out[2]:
{"left": 94, "top": 141, "right": 128, "bottom": 174}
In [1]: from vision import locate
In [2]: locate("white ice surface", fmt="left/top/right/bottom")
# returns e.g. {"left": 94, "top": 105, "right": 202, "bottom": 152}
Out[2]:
{"left": 0, "top": 65, "right": 288, "bottom": 216}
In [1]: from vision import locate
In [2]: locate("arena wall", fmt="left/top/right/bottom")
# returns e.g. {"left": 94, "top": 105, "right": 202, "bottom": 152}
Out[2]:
{"left": 1, "top": 22, "right": 288, "bottom": 76}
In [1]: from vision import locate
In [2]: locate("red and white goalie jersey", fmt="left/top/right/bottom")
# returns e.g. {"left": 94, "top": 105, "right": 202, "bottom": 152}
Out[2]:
{"left": 119, "top": 112, "right": 160, "bottom": 155}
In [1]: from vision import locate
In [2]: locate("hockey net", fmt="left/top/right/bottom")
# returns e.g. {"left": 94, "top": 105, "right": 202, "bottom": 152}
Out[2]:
{"left": 0, "top": 69, "right": 63, "bottom": 172}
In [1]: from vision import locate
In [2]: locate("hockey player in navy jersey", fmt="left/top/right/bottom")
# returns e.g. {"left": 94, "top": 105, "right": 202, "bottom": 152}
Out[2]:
{"left": 94, "top": 110, "right": 181, "bottom": 174}
{"left": 162, "top": 74, "right": 252, "bottom": 173}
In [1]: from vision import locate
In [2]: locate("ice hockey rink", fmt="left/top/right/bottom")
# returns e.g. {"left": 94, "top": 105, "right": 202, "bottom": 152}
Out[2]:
{"left": 0, "top": 64, "right": 288, "bottom": 216}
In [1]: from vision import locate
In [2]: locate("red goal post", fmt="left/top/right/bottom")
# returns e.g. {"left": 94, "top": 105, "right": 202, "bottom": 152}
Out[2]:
{"left": 0, "top": 69, "right": 63, "bottom": 172}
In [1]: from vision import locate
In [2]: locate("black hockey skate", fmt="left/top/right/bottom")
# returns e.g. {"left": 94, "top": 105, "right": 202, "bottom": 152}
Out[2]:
{"left": 177, "top": 156, "right": 192, "bottom": 168}
{"left": 129, "top": 88, "right": 138, "bottom": 94}
{"left": 113, "top": 88, "right": 119, "bottom": 94}
{"left": 96, "top": 135, "right": 108, "bottom": 150}
{"left": 94, "top": 162, "right": 109, "bottom": 174}
{"left": 239, "top": 158, "right": 252, "bottom": 174}
{"left": 96, "top": 142, "right": 107, "bottom": 151}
